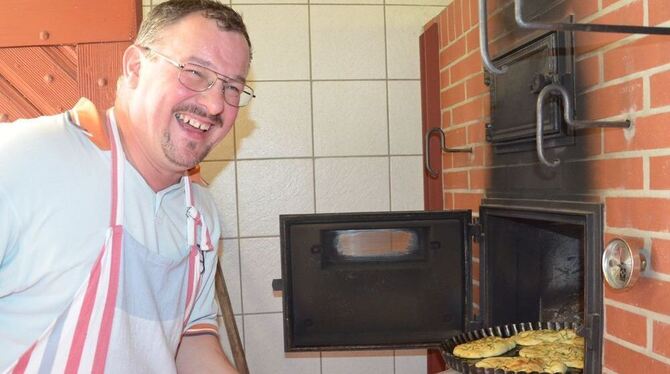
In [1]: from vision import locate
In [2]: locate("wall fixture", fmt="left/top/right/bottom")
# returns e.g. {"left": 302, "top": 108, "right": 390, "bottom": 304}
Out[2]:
{"left": 480, "top": 0, "right": 670, "bottom": 76}
{"left": 424, "top": 128, "right": 473, "bottom": 178}
{"left": 602, "top": 238, "right": 648, "bottom": 290}
{"left": 535, "top": 84, "right": 630, "bottom": 167}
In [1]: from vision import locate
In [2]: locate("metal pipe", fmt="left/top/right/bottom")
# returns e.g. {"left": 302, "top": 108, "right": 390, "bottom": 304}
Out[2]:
{"left": 479, "top": 0, "right": 507, "bottom": 74}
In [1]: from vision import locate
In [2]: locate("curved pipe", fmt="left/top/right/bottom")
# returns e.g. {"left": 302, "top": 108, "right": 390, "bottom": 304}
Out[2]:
{"left": 479, "top": 0, "right": 507, "bottom": 74}
{"left": 536, "top": 84, "right": 631, "bottom": 167}
{"left": 425, "top": 127, "right": 473, "bottom": 178}
{"left": 515, "top": 0, "right": 670, "bottom": 35}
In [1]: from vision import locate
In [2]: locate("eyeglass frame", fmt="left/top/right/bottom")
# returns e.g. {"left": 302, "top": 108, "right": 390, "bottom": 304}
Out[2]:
{"left": 138, "top": 45, "right": 255, "bottom": 108}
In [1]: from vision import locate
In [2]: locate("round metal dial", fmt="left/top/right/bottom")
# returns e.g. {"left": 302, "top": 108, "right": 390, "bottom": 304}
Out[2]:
{"left": 602, "top": 238, "right": 646, "bottom": 289}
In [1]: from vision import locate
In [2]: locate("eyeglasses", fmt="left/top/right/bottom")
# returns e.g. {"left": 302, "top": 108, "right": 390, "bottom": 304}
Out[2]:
{"left": 139, "top": 46, "right": 255, "bottom": 107}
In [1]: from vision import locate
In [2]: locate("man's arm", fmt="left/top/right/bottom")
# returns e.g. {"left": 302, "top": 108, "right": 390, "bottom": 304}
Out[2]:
{"left": 176, "top": 334, "right": 238, "bottom": 374}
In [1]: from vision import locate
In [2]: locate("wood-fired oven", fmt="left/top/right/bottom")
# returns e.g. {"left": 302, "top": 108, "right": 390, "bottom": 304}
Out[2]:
{"left": 273, "top": 197, "right": 603, "bottom": 373}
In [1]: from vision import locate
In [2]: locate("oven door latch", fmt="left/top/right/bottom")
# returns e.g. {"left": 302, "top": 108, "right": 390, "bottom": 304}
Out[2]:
{"left": 467, "top": 218, "right": 482, "bottom": 243}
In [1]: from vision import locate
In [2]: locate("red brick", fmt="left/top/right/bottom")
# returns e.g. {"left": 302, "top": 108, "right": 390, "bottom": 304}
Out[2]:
{"left": 575, "top": 2, "right": 643, "bottom": 55}
{"left": 454, "top": 0, "right": 463, "bottom": 39}
{"left": 470, "top": 168, "right": 490, "bottom": 189}
{"left": 604, "top": 339, "right": 670, "bottom": 373}
{"left": 602, "top": 0, "right": 618, "bottom": 8}
{"left": 445, "top": 126, "right": 467, "bottom": 148}
{"left": 466, "top": 74, "right": 488, "bottom": 98}
{"left": 442, "top": 82, "right": 465, "bottom": 109}
{"left": 453, "top": 192, "right": 483, "bottom": 211}
{"left": 467, "top": 121, "right": 485, "bottom": 143}
{"left": 605, "top": 276, "right": 670, "bottom": 316}
{"left": 605, "top": 305, "right": 647, "bottom": 346}
{"left": 576, "top": 55, "right": 600, "bottom": 92}
{"left": 651, "top": 239, "right": 670, "bottom": 276}
{"left": 453, "top": 97, "right": 484, "bottom": 125}
{"left": 607, "top": 197, "right": 670, "bottom": 232}
{"left": 581, "top": 78, "right": 643, "bottom": 122}
{"left": 443, "top": 37, "right": 466, "bottom": 68}
{"left": 466, "top": 26, "right": 479, "bottom": 53}
{"left": 649, "top": 0, "right": 670, "bottom": 26}
{"left": 605, "top": 112, "right": 670, "bottom": 153}
{"left": 653, "top": 320, "right": 670, "bottom": 358}
{"left": 651, "top": 156, "right": 670, "bottom": 190}
{"left": 469, "top": 0, "right": 477, "bottom": 31}
{"left": 582, "top": 128, "right": 602, "bottom": 157}
{"left": 482, "top": 144, "right": 493, "bottom": 167}
{"left": 444, "top": 170, "right": 468, "bottom": 189}
{"left": 442, "top": 109, "right": 452, "bottom": 128}
{"left": 461, "top": 0, "right": 471, "bottom": 30}
{"left": 454, "top": 145, "right": 484, "bottom": 168}
{"left": 605, "top": 35, "right": 670, "bottom": 81}
{"left": 450, "top": 52, "right": 482, "bottom": 84}
{"left": 588, "top": 157, "right": 643, "bottom": 190}
{"left": 448, "top": 5, "right": 456, "bottom": 43}
{"left": 439, "top": 9, "right": 449, "bottom": 48}
{"left": 472, "top": 260, "right": 480, "bottom": 283}
{"left": 440, "top": 69, "right": 450, "bottom": 90}
{"left": 473, "top": 283, "right": 480, "bottom": 305}
{"left": 650, "top": 70, "right": 670, "bottom": 108}
{"left": 444, "top": 192, "right": 454, "bottom": 210}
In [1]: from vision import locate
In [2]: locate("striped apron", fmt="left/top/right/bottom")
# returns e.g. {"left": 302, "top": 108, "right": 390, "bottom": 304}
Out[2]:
{"left": 4, "top": 109, "right": 214, "bottom": 373}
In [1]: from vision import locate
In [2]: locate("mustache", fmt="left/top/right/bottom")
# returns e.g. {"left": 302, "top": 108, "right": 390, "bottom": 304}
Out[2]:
{"left": 173, "top": 104, "right": 223, "bottom": 127}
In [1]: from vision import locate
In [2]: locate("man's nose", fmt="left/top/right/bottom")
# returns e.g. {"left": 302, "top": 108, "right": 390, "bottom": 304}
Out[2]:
{"left": 196, "top": 82, "right": 226, "bottom": 116}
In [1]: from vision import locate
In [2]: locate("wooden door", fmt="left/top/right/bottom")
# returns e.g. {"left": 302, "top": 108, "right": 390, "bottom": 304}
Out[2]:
{"left": 0, "top": 0, "right": 141, "bottom": 122}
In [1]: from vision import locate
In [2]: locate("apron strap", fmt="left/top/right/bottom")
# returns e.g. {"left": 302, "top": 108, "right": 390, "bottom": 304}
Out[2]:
{"left": 106, "top": 109, "right": 125, "bottom": 227}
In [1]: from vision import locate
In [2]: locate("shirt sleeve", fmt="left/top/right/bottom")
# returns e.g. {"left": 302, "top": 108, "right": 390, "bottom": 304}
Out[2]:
{"left": 0, "top": 183, "right": 19, "bottom": 269}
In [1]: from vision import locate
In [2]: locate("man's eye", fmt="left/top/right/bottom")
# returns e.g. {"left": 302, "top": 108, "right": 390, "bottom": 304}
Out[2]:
{"left": 185, "top": 68, "right": 204, "bottom": 79}
{"left": 225, "top": 85, "right": 241, "bottom": 95}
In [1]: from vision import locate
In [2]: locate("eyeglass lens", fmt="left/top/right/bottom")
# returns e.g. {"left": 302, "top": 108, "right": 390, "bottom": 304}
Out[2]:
{"left": 178, "top": 63, "right": 253, "bottom": 107}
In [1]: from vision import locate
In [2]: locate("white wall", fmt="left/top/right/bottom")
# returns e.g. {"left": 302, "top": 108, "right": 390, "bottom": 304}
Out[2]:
{"left": 144, "top": 0, "right": 451, "bottom": 372}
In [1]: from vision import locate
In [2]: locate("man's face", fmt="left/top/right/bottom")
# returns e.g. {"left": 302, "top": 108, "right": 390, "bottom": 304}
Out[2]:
{"left": 128, "top": 13, "right": 250, "bottom": 174}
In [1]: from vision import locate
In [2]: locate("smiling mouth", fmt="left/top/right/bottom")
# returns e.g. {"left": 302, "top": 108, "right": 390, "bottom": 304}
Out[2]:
{"left": 175, "top": 112, "right": 211, "bottom": 132}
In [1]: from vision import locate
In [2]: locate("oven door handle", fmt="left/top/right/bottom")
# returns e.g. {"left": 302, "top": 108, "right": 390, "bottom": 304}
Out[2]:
{"left": 424, "top": 127, "right": 473, "bottom": 178}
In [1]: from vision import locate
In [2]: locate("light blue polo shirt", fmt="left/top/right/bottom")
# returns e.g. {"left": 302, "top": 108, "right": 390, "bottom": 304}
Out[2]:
{"left": 0, "top": 110, "right": 222, "bottom": 370}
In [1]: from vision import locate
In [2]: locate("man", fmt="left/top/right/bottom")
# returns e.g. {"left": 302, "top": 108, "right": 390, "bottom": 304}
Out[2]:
{"left": 0, "top": 0, "right": 252, "bottom": 372}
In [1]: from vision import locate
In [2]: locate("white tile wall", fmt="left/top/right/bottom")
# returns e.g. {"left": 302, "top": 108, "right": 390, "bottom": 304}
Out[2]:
{"left": 235, "top": 81, "right": 313, "bottom": 159}
{"left": 200, "top": 160, "right": 238, "bottom": 238}
{"left": 244, "top": 313, "right": 321, "bottom": 374}
{"left": 322, "top": 351, "right": 394, "bottom": 374}
{"left": 386, "top": 6, "right": 446, "bottom": 79}
{"left": 237, "top": 159, "right": 314, "bottom": 237}
{"left": 315, "top": 157, "right": 391, "bottom": 213}
{"left": 394, "top": 349, "right": 429, "bottom": 374}
{"left": 310, "top": 5, "right": 386, "bottom": 80}
{"left": 143, "top": 0, "right": 446, "bottom": 371}
{"left": 313, "top": 81, "right": 388, "bottom": 157}
{"left": 240, "top": 237, "right": 283, "bottom": 313}
{"left": 390, "top": 155, "right": 425, "bottom": 211}
{"left": 233, "top": 5, "right": 310, "bottom": 80}
{"left": 388, "top": 80, "right": 423, "bottom": 155}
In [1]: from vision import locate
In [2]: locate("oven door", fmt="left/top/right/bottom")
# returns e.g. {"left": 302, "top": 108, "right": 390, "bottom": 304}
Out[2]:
{"left": 276, "top": 210, "right": 473, "bottom": 352}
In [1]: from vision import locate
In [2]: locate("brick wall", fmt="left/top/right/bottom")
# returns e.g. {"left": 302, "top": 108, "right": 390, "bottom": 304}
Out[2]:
{"left": 432, "top": 0, "right": 670, "bottom": 372}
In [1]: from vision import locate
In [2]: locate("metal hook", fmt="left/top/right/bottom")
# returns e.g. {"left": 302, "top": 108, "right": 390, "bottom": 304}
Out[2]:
{"left": 515, "top": 0, "right": 670, "bottom": 35}
{"left": 536, "top": 84, "right": 631, "bottom": 167}
{"left": 479, "top": 0, "right": 507, "bottom": 74}
{"left": 424, "top": 127, "right": 473, "bottom": 178}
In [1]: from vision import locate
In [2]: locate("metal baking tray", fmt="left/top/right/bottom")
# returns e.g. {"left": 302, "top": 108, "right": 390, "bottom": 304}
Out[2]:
{"left": 440, "top": 321, "right": 583, "bottom": 374}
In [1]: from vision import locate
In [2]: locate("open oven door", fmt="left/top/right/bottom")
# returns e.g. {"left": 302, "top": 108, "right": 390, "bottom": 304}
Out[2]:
{"left": 274, "top": 210, "right": 474, "bottom": 352}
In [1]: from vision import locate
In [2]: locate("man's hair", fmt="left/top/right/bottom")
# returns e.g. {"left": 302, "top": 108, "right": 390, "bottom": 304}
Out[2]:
{"left": 136, "top": 0, "right": 251, "bottom": 58}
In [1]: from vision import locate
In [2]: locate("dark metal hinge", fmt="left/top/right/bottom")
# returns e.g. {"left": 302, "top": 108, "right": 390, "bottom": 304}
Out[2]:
{"left": 468, "top": 218, "right": 482, "bottom": 243}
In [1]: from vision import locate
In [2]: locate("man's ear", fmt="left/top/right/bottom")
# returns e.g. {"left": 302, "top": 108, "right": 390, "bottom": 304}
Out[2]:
{"left": 123, "top": 45, "right": 143, "bottom": 88}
